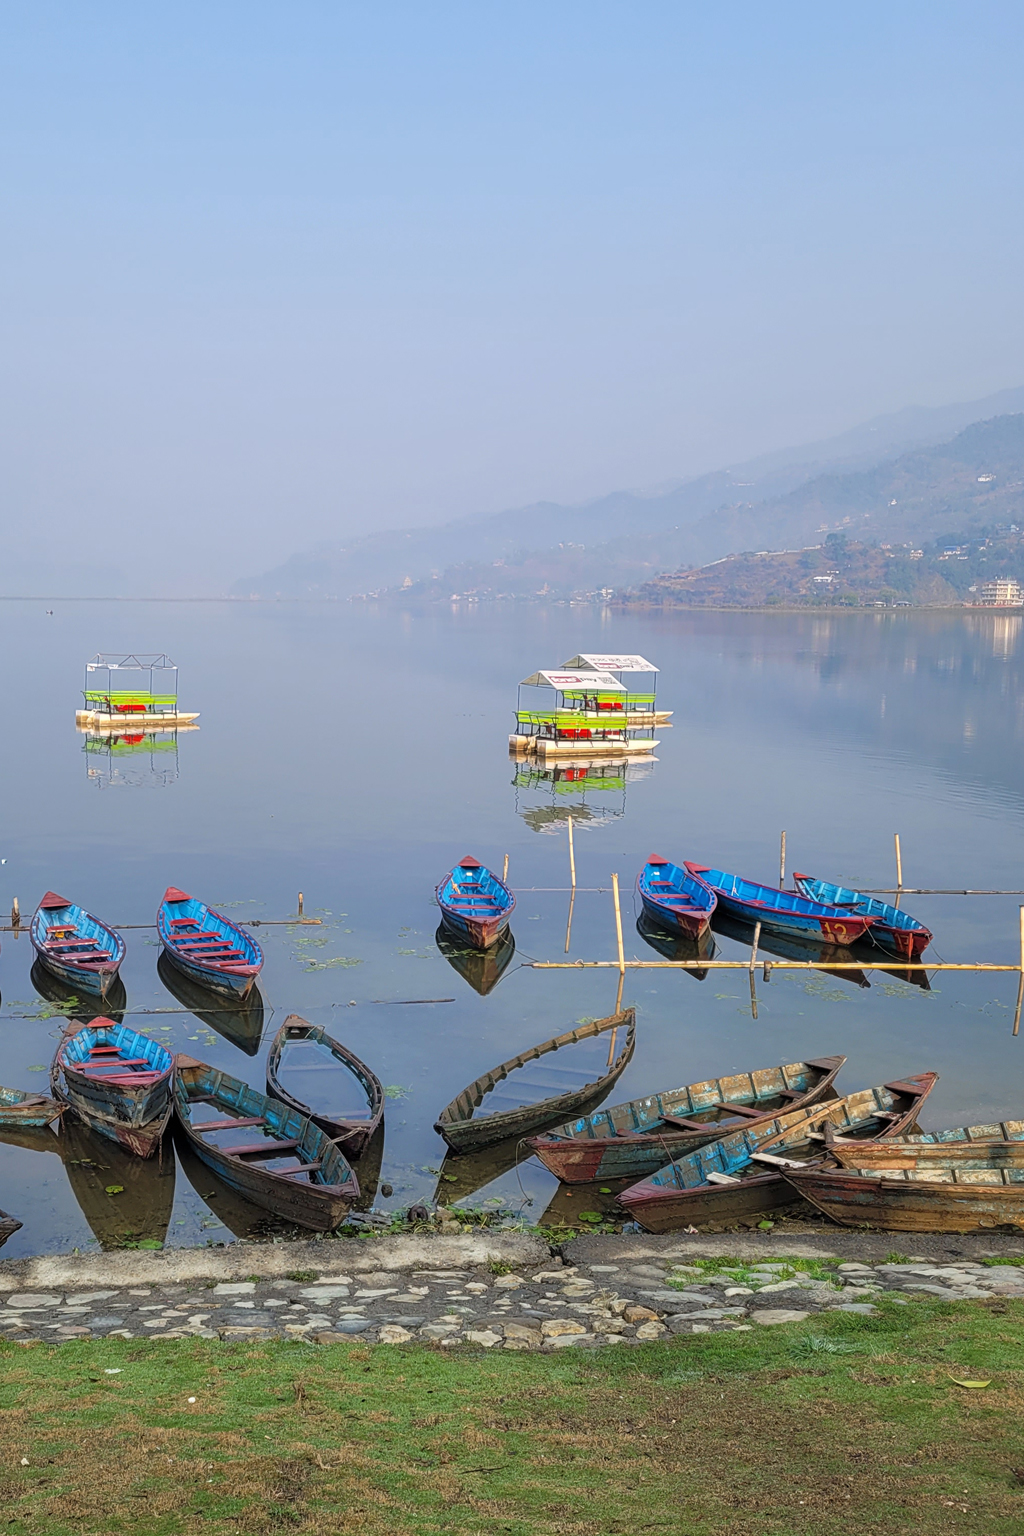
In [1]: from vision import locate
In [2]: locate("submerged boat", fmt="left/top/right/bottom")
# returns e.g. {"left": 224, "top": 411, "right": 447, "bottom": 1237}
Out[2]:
{"left": 30, "top": 892, "right": 126, "bottom": 997}
{"left": 265, "top": 1015, "right": 384, "bottom": 1157}
{"left": 636, "top": 911, "right": 715, "bottom": 980}
{"left": 616, "top": 1075, "right": 936, "bottom": 1232}
{"left": 686, "top": 863, "right": 876, "bottom": 946}
{"left": 157, "top": 887, "right": 263, "bottom": 998}
{"left": 435, "top": 923, "right": 516, "bottom": 995}
{"left": 636, "top": 857, "right": 716, "bottom": 939}
{"left": 156, "top": 950, "right": 264, "bottom": 1056}
{"left": 31, "top": 958, "right": 127, "bottom": 1023}
{"left": 792, "top": 873, "right": 933, "bottom": 960}
{"left": 784, "top": 1123, "right": 1024, "bottom": 1232}
{"left": 434, "top": 1008, "right": 636, "bottom": 1153}
{"left": 528, "top": 1055, "right": 846, "bottom": 1184}
{"left": 51, "top": 1020, "right": 173, "bottom": 1158}
{"left": 435, "top": 858, "right": 515, "bottom": 950}
{"left": 0, "top": 1084, "right": 63, "bottom": 1129}
{"left": 173, "top": 1055, "right": 358, "bottom": 1231}
{"left": 0, "top": 1209, "right": 21, "bottom": 1250}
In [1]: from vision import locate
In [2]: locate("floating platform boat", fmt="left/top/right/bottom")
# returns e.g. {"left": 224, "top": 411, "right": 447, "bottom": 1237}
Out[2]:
{"left": 511, "top": 667, "right": 660, "bottom": 759}
{"left": 528, "top": 1055, "right": 846, "bottom": 1184}
{"left": 435, "top": 923, "right": 516, "bottom": 995}
{"left": 156, "top": 950, "right": 264, "bottom": 1056}
{"left": 616, "top": 1075, "right": 936, "bottom": 1232}
{"left": 0, "top": 1209, "right": 21, "bottom": 1249}
{"left": 173, "top": 1055, "right": 358, "bottom": 1231}
{"left": 637, "top": 856, "right": 716, "bottom": 939}
{"left": 76, "top": 710, "right": 199, "bottom": 731}
{"left": 51, "top": 1021, "right": 173, "bottom": 1159}
{"left": 30, "top": 892, "right": 126, "bottom": 998}
{"left": 0, "top": 1084, "right": 64, "bottom": 1129}
{"left": 636, "top": 911, "right": 716, "bottom": 980}
{"left": 434, "top": 1008, "right": 636, "bottom": 1153}
{"left": 266, "top": 1015, "right": 385, "bottom": 1157}
{"left": 436, "top": 858, "right": 515, "bottom": 950}
{"left": 158, "top": 887, "right": 264, "bottom": 998}
{"left": 792, "top": 873, "right": 933, "bottom": 960}
{"left": 686, "top": 863, "right": 876, "bottom": 946}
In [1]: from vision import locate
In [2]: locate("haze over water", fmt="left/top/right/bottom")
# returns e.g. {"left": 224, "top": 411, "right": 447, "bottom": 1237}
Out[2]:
{"left": 2, "top": 599, "right": 1023, "bottom": 1256}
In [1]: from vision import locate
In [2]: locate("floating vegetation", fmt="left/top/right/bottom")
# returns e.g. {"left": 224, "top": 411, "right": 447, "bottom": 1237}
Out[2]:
{"left": 302, "top": 956, "right": 362, "bottom": 972}
{"left": 384, "top": 1084, "right": 411, "bottom": 1100}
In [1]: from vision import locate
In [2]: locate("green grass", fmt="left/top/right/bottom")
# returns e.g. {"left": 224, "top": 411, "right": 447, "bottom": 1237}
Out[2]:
{"left": 2, "top": 1298, "right": 1024, "bottom": 1534}
{"left": 664, "top": 1254, "right": 842, "bottom": 1288}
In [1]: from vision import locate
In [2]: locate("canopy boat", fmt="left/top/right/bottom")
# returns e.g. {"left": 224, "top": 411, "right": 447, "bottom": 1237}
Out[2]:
{"left": 158, "top": 887, "right": 263, "bottom": 998}
{"left": 528, "top": 1055, "right": 846, "bottom": 1184}
{"left": 636, "top": 856, "right": 716, "bottom": 939}
{"left": 435, "top": 923, "right": 516, "bottom": 995}
{"left": 0, "top": 1209, "right": 21, "bottom": 1250}
{"left": 51, "top": 1020, "right": 173, "bottom": 1158}
{"left": 616, "top": 1075, "right": 936, "bottom": 1232}
{"left": 511, "top": 667, "right": 660, "bottom": 760}
{"left": 59, "top": 1117, "right": 176, "bottom": 1250}
{"left": 792, "top": 874, "right": 933, "bottom": 960}
{"left": 0, "top": 1084, "right": 63, "bottom": 1129}
{"left": 436, "top": 858, "right": 515, "bottom": 950}
{"left": 173, "top": 1056, "right": 358, "bottom": 1231}
{"left": 31, "top": 958, "right": 127, "bottom": 1023}
{"left": 686, "top": 863, "right": 875, "bottom": 946}
{"left": 156, "top": 950, "right": 264, "bottom": 1055}
{"left": 784, "top": 1123, "right": 1024, "bottom": 1232}
{"left": 710, "top": 911, "right": 872, "bottom": 989}
{"left": 434, "top": 1008, "right": 636, "bottom": 1153}
{"left": 265, "top": 1015, "right": 384, "bottom": 1157}
{"left": 29, "top": 892, "right": 126, "bottom": 998}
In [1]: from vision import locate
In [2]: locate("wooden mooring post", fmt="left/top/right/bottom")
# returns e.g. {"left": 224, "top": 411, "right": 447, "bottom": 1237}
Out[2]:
{"left": 748, "top": 920, "right": 761, "bottom": 1019}
{"left": 779, "top": 832, "right": 786, "bottom": 889}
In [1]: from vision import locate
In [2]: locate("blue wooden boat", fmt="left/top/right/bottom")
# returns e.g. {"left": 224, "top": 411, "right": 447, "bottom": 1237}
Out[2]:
{"left": 685, "top": 863, "right": 876, "bottom": 947}
{"left": 436, "top": 857, "right": 515, "bottom": 950}
{"left": 158, "top": 887, "right": 263, "bottom": 997}
{"left": 30, "top": 892, "right": 126, "bottom": 997}
{"left": 173, "top": 1055, "right": 358, "bottom": 1231}
{"left": 52, "top": 1020, "right": 173, "bottom": 1158}
{"left": 0, "top": 1084, "right": 63, "bottom": 1129}
{"left": 636, "top": 856, "right": 716, "bottom": 939}
{"left": 792, "top": 873, "right": 932, "bottom": 959}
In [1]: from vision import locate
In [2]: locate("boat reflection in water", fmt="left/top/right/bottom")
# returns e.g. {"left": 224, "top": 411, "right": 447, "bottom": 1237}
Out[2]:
{"left": 435, "top": 924, "right": 516, "bottom": 997}
{"left": 711, "top": 911, "right": 874, "bottom": 990}
{"left": 636, "top": 911, "right": 716, "bottom": 980}
{"left": 31, "top": 959, "right": 127, "bottom": 1024}
{"left": 512, "top": 756, "right": 656, "bottom": 835}
{"left": 157, "top": 950, "right": 265, "bottom": 1055}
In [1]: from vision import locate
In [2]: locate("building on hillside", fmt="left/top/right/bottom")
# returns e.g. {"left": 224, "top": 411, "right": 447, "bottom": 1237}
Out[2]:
{"left": 978, "top": 579, "right": 1024, "bottom": 607}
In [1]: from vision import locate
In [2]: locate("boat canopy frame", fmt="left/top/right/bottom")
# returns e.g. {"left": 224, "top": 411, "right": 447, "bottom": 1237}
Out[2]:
{"left": 83, "top": 653, "right": 179, "bottom": 716}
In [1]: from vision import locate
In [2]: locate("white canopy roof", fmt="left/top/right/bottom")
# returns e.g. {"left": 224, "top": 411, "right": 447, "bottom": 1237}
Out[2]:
{"left": 562, "top": 653, "right": 658, "bottom": 673}
{"left": 519, "top": 669, "right": 626, "bottom": 691}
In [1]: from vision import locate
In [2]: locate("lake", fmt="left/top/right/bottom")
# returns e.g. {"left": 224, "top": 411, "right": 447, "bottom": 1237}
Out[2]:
{"left": 2, "top": 598, "right": 1023, "bottom": 1255}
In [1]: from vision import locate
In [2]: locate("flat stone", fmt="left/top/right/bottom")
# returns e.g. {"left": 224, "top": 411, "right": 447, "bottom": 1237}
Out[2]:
{"left": 837, "top": 1263, "right": 876, "bottom": 1274}
{"left": 591, "top": 1317, "right": 632, "bottom": 1334}
{"left": 335, "top": 1318, "right": 374, "bottom": 1333}
{"left": 420, "top": 1323, "right": 459, "bottom": 1339}
{"left": 627, "top": 1265, "right": 669, "bottom": 1280}
{"left": 67, "top": 1291, "right": 120, "bottom": 1304}
{"left": 503, "top": 1338, "right": 532, "bottom": 1350}
{"left": 724, "top": 1287, "right": 754, "bottom": 1296}
{"left": 6, "top": 1294, "right": 62, "bottom": 1309}
{"left": 623, "top": 1305, "right": 659, "bottom": 1323}
{"left": 898, "top": 1284, "right": 960, "bottom": 1297}
{"left": 634, "top": 1321, "right": 669, "bottom": 1340}
{"left": 503, "top": 1323, "right": 542, "bottom": 1345}
{"left": 756, "top": 1280, "right": 803, "bottom": 1294}
{"left": 213, "top": 1283, "right": 256, "bottom": 1296}
{"left": 540, "top": 1319, "right": 586, "bottom": 1338}
{"left": 828, "top": 1304, "right": 877, "bottom": 1315}
{"left": 532, "top": 1269, "right": 574, "bottom": 1281}
{"left": 55, "top": 1326, "right": 92, "bottom": 1337}
{"left": 219, "top": 1326, "right": 275, "bottom": 1338}
{"left": 88, "top": 1317, "right": 125, "bottom": 1330}
{"left": 465, "top": 1330, "right": 502, "bottom": 1347}
{"left": 547, "top": 1333, "right": 601, "bottom": 1348}
{"left": 492, "top": 1275, "right": 525, "bottom": 1290}
{"left": 354, "top": 1289, "right": 398, "bottom": 1299}
{"left": 298, "top": 1286, "right": 350, "bottom": 1300}
{"left": 375, "top": 1315, "right": 428, "bottom": 1327}
{"left": 378, "top": 1326, "right": 413, "bottom": 1344}
{"left": 588, "top": 1265, "right": 620, "bottom": 1273}
{"left": 751, "top": 1310, "right": 809, "bottom": 1326}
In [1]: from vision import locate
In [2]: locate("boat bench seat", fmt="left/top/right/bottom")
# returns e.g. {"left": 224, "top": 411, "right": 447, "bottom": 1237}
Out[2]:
{"left": 81, "top": 1056, "right": 150, "bottom": 1069}
{"left": 197, "top": 1116, "right": 267, "bottom": 1132}
{"left": 224, "top": 1138, "right": 300, "bottom": 1157}
{"left": 281, "top": 1161, "right": 322, "bottom": 1178}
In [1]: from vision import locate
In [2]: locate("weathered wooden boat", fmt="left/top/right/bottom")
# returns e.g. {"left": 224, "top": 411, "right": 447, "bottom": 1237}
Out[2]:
{"left": 51, "top": 1020, "right": 173, "bottom": 1158}
{"left": 266, "top": 1015, "right": 384, "bottom": 1157}
{"left": 59, "top": 1116, "right": 176, "bottom": 1250}
{"left": 30, "top": 892, "right": 126, "bottom": 997}
{"left": 436, "top": 857, "right": 515, "bottom": 950}
{"left": 636, "top": 910, "right": 715, "bottom": 980}
{"left": 792, "top": 873, "right": 932, "bottom": 960}
{"left": 434, "top": 1008, "right": 636, "bottom": 1153}
{"left": 636, "top": 856, "right": 716, "bottom": 939}
{"left": 710, "top": 910, "right": 872, "bottom": 989}
{"left": 157, "top": 887, "right": 263, "bottom": 998}
{"left": 31, "top": 958, "right": 128, "bottom": 1023}
{"left": 528, "top": 1055, "right": 846, "bottom": 1184}
{"left": 617, "top": 1075, "right": 936, "bottom": 1232}
{"left": 783, "top": 1129, "right": 1024, "bottom": 1232}
{"left": 0, "top": 1084, "right": 64, "bottom": 1129}
{"left": 435, "top": 922, "right": 516, "bottom": 995}
{"left": 156, "top": 949, "right": 264, "bottom": 1055}
{"left": 686, "top": 863, "right": 876, "bottom": 946}
{"left": 0, "top": 1209, "right": 21, "bottom": 1250}
{"left": 173, "top": 1055, "right": 358, "bottom": 1231}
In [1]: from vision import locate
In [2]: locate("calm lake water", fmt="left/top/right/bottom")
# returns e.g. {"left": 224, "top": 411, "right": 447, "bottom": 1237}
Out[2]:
{"left": 2, "top": 599, "right": 1024, "bottom": 1255}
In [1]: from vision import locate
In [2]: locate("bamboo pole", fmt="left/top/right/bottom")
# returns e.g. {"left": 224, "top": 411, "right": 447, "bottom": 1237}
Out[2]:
{"left": 748, "top": 919, "right": 761, "bottom": 1018}
{"left": 529, "top": 959, "right": 1020, "bottom": 972}
{"left": 564, "top": 889, "right": 576, "bottom": 954}
{"left": 611, "top": 873, "right": 625, "bottom": 979}
{"left": 567, "top": 817, "right": 576, "bottom": 889}
{"left": 10, "top": 897, "right": 18, "bottom": 928}
{"left": 1016, "top": 908, "right": 1024, "bottom": 1038}
{"left": 895, "top": 834, "right": 903, "bottom": 891}
{"left": 297, "top": 892, "right": 304, "bottom": 918}
{"left": 502, "top": 854, "right": 509, "bottom": 883}
{"left": 779, "top": 832, "right": 786, "bottom": 889}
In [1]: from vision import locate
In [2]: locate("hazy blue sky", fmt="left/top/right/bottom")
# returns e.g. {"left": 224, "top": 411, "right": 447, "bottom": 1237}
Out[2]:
{"left": 2, "top": 3, "right": 1023, "bottom": 592}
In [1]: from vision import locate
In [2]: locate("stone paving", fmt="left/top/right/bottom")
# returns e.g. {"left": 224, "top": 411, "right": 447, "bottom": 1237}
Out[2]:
{"left": 2, "top": 1237, "right": 1022, "bottom": 1349}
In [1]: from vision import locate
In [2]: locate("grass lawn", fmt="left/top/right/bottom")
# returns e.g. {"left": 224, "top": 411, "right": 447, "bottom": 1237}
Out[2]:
{"left": 2, "top": 1298, "right": 1024, "bottom": 1535}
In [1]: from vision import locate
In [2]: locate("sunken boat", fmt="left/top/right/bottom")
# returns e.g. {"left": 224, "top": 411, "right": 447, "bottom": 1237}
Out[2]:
{"left": 265, "top": 1015, "right": 384, "bottom": 1157}
{"left": 0, "top": 1084, "right": 64, "bottom": 1130}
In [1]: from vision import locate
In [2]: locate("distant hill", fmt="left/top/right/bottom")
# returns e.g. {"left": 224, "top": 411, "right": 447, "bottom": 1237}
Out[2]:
{"left": 234, "top": 385, "right": 1024, "bottom": 600}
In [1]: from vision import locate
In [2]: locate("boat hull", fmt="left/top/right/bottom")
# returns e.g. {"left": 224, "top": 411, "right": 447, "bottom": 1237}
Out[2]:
{"left": 52, "top": 1023, "right": 173, "bottom": 1159}
{"left": 436, "top": 858, "right": 515, "bottom": 952}
{"left": 265, "top": 1016, "right": 385, "bottom": 1158}
{"left": 638, "top": 892, "right": 709, "bottom": 939}
{"left": 158, "top": 888, "right": 263, "bottom": 998}
{"left": 792, "top": 874, "right": 932, "bottom": 959}
{"left": 437, "top": 907, "right": 510, "bottom": 950}
{"left": 686, "top": 864, "right": 874, "bottom": 946}
{"left": 156, "top": 951, "right": 264, "bottom": 1053}
{"left": 0, "top": 1085, "right": 63, "bottom": 1129}
{"left": 33, "top": 950, "right": 120, "bottom": 997}
{"left": 29, "top": 895, "right": 126, "bottom": 997}
{"left": 160, "top": 943, "right": 257, "bottom": 997}
{"left": 636, "top": 858, "right": 716, "bottom": 939}
{"left": 782, "top": 1166, "right": 1024, "bottom": 1233}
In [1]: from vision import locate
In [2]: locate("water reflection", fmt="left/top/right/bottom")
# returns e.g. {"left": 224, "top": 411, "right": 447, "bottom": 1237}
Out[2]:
{"left": 512, "top": 756, "right": 655, "bottom": 833}
{"left": 82, "top": 726, "right": 190, "bottom": 788}
{"left": 157, "top": 951, "right": 265, "bottom": 1055}
{"left": 636, "top": 910, "right": 716, "bottom": 980}
{"left": 435, "top": 923, "right": 516, "bottom": 996}
{"left": 711, "top": 911, "right": 872, "bottom": 989}
{"left": 31, "top": 959, "right": 127, "bottom": 1024}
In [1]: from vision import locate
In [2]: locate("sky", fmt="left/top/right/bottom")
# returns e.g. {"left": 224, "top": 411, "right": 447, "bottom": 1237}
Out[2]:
{"left": 2, "top": 2, "right": 1024, "bottom": 594}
